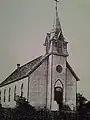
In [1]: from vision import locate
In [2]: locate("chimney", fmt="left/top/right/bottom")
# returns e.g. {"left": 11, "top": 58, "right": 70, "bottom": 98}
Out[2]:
{"left": 17, "top": 64, "right": 20, "bottom": 69}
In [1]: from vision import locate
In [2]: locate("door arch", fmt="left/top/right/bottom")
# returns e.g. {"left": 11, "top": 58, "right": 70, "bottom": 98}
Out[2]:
{"left": 54, "top": 79, "right": 63, "bottom": 104}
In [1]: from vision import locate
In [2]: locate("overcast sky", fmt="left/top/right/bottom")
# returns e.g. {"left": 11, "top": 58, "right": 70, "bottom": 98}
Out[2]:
{"left": 0, "top": 0, "right": 90, "bottom": 100}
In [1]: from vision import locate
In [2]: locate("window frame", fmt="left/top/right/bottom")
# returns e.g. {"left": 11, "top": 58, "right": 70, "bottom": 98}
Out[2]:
{"left": 8, "top": 88, "right": 11, "bottom": 102}
{"left": 21, "top": 83, "right": 24, "bottom": 97}
{"left": 14, "top": 86, "right": 16, "bottom": 101}
{"left": 4, "top": 89, "right": 6, "bottom": 102}
{"left": 0, "top": 91, "right": 1, "bottom": 103}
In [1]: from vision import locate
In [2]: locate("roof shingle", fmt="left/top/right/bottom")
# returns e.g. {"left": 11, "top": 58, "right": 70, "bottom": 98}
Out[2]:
{"left": 0, "top": 56, "right": 42, "bottom": 87}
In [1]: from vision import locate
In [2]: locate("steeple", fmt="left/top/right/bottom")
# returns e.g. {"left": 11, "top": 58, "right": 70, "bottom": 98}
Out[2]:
{"left": 54, "top": 0, "right": 62, "bottom": 37}
{"left": 44, "top": 0, "right": 68, "bottom": 56}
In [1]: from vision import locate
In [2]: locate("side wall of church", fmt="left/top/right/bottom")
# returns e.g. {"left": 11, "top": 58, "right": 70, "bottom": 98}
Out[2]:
{"left": 28, "top": 60, "right": 47, "bottom": 108}
{"left": 0, "top": 77, "right": 28, "bottom": 108}
{"left": 66, "top": 68, "right": 76, "bottom": 110}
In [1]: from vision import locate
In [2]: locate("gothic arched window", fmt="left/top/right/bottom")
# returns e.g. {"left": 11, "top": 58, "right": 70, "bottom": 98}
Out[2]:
{"left": 14, "top": 86, "right": 16, "bottom": 101}
{"left": 0, "top": 91, "right": 1, "bottom": 103}
{"left": 54, "top": 79, "right": 63, "bottom": 103}
{"left": 54, "top": 79, "right": 63, "bottom": 89}
{"left": 21, "top": 83, "right": 23, "bottom": 97}
{"left": 4, "top": 89, "right": 6, "bottom": 102}
{"left": 8, "top": 88, "right": 11, "bottom": 102}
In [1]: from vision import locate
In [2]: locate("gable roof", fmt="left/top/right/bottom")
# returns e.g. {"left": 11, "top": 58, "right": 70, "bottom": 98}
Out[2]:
{"left": 66, "top": 61, "right": 80, "bottom": 81}
{"left": 0, "top": 54, "right": 80, "bottom": 87}
{"left": 0, "top": 56, "right": 42, "bottom": 87}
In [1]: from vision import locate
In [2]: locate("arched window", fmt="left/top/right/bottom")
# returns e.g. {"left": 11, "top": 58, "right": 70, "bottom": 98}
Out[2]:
{"left": 8, "top": 88, "right": 11, "bottom": 102}
{"left": 54, "top": 79, "right": 63, "bottom": 89}
{"left": 14, "top": 86, "right": 16, "bottom": 101}
{"left": 0, "top": 91, "right": 1, "bottom": 103}
{"left": 4, "top": 89, "right": 6, "bottom": 102}
{"left": 54, "top": 79, "right": 63, "bottom": 103}
{"left": 21, "top": 83, "right": 23, "bottom": 97}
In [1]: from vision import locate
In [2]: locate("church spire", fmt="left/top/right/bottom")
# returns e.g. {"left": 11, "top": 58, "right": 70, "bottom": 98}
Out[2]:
{"left": 44, "top": 0, "right": 68, "bottom": 56}
{"left": 53, "top": 0, "right": 62, "bottom": 37}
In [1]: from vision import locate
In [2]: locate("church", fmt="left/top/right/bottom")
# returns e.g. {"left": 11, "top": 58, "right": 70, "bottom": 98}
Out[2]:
{"left": 0, "top": 1, "right": 80, "bottom": 111}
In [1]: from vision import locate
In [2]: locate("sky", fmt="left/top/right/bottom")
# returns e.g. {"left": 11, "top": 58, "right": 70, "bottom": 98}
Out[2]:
{"left": 0, "top": 0, "right": 90, "bottom": 100}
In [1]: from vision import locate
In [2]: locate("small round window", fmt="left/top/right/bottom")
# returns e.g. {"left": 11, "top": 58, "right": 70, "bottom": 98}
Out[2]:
{"left": 56, "top": 65, "right": 63, "bottom": 73}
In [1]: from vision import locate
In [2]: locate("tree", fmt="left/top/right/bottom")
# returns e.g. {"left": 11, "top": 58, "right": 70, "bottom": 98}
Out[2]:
{"left": 14, "top": 96, "right": 54, "bottom": 120}
{"left": 36, "top": 107, "right": 53, "bottom": 120}
{"left": 0, "top": 104, "right": 6, "bottom": 120}
{"left": 13, "top": 96, "right": 36, "bottom": 120}
{"left": 76, "top": 93, "right": 87, "bottom": 111}
{"left": 62, "top": 104, "right": 71, "bottom": 111}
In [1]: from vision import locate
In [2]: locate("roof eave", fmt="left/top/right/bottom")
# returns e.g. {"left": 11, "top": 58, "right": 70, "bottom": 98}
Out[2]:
{"left": 66, "top": 61, "right": 80, "bottom": 81}
{"left": 0, "top": 54, "right": 50, "bottom": 87}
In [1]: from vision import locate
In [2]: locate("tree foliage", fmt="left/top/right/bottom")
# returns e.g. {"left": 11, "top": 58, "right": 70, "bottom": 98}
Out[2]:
{"left": 76, "top": 93, "right": 87, "bottom": 111}
{"left": 62, "top": 104, "right": 71, "bottom": 111}
{"left": 0, "top": 95, "right": 87, "bottom": 120}
{"left": 0, "top": 96, "right": 54, "bottom": 120}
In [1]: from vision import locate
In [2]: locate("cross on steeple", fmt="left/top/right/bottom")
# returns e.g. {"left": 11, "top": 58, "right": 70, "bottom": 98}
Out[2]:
{"left": 54, "top": 0, "right": 59, "bottom": 12}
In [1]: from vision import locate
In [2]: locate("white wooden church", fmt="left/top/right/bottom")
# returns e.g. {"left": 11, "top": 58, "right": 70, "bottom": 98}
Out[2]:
{"left": 0, "top": 0, "right": 80, "bottom": 111}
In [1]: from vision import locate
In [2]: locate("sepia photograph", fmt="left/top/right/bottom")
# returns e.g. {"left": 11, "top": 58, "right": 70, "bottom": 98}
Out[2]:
{"left": 0, "top": 0, "right": 90, "bottom": 119}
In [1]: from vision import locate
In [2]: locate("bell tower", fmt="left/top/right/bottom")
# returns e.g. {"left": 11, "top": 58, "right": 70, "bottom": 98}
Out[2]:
{"left": 44, "top": 0, "right": 69, "bottom": 111}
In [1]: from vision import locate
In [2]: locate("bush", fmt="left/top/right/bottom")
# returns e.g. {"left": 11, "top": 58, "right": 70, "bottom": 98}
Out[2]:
{"left": 62, "top": 104, "right": 71, "bottom": 111}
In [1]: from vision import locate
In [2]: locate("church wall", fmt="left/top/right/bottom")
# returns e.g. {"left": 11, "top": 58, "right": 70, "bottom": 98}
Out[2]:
{"left": 0, "top": 77, "right": 28, "bottom": 108}
{"left": 52, "top": 55, "right": 67, "bottom": 110}
{"left": 47, "top": 54, "right": 67, "bottom": 111}
{"left": 28, "top": 60, "right": 47, "bottom": 108}
{"left": 66, "top": 68, "right": 76, "bottom": 110}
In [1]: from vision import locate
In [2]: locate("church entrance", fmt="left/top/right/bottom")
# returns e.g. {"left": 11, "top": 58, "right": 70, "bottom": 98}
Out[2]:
{"left": 54, "top": 86, "right": 63, "bottom": 104}
{"left": 54, "top": 79, "right": 63, "bottom": 111}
